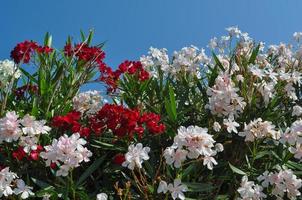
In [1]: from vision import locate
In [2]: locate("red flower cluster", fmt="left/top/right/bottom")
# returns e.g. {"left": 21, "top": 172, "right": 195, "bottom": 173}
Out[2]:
{"left": 99, "top": 60, "right": 150, "bottom": 92}
{"left": 64, "top": 43, "right": 105, "bottom": 64}
{"left": 140, "top": 113, "right": 166, "bottom": 134}
{"left": 89, "top": 104, "right": 165, "bottom": 139}
{"left": 12, "top": 145, "right": 43, "bottom": 161}
{"left": 52, "top": 111, "right": 91, "bottom": 138}
{"left": 14, "top": 84, "right": 38, "bottom": 100}
{"left": 113, "top": 153, "right": 125, "bottom": 165}
{"left": 11, "top": 40, "right": 53, "bottom": 64}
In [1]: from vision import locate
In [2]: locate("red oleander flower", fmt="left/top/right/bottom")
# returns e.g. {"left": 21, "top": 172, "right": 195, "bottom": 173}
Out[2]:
{"left": 10, "top": 41, "right": 38, "bottom": 63}
{"left": 140, "top": 113, "right": 166, "bottom": 134}
{"left": 89, "top": 104, "right": 165, "bottom": 139}
{"left": 12, "top": 147, "right": 26, "bottom": 161}
{"left": 29, "top": 145, "right": 43, "bottom": 161}
{"left": 36, "top": 46, "right": 53, "bottom": 54}
{"left": 79, "top": 127, "right": 91, "bottom": 138}
{"left": 99, "top": 63, "right": 120, "bottom": 93}
{"left": 63, "top": 43, "right": 105, "bottom": 64}
{"left": 113, "top": 153, "right": 125, "bottom": 165}
{"left": 14, "top": 84, "right": 38, "bottom": 100}
{"left": 11, "top": 40, "right": 53, "bottom": 64}
{"left": 52, "top": 111, "right": 81, "bottom": 131}
{"left": 99, "top": 60, "right": 150, "bottom": 93}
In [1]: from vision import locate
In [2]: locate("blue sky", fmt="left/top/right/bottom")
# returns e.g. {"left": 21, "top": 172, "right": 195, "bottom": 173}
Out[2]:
{"left": 1, "top": 0, "right": 302, "bottom": 90}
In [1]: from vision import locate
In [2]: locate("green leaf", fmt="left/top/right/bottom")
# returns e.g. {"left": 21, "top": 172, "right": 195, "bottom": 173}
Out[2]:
{"left": 76, "top": 155, "right": 107, "bottom": 186}
{"left": 31, "top": 177, "right": 51, "bottom": 188}
{"left": 183, "top": 182, "right": 215, "bottom": 192}
{"left": 168, "top": 85, "right": 177, "bottom": 118}
{"left": 44, "top": 32, "right": 52, "bottom": 47}
{"left": 87, "top": 29, "right": 94, "bottom": 46}
{"left": 164, "top": 83, "right": 177, "bottom": 121}
{"left": 228, "top": 162, "right": 246, "bottom": 175}
{"left": 249, "top": 44, "right": 260, "bottom": 64}
{"left": 20, "top": 68, "right": 38, "bottom": 83}
{"left": 212, "top": 52, "right": 225, "bottom": 71}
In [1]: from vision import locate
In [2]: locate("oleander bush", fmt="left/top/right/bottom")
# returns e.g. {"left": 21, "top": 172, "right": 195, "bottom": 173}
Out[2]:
{"left": 1, "top": 27, "right": 302, "bottom": 199}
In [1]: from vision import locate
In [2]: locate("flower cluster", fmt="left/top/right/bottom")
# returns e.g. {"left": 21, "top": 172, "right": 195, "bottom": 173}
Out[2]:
{"left": 0, "top": 112, "right": 50, "bottom": 160}
{"left": 0, "top": 167, "right": 34, "bottom": 199}
{"left": 99, "top": 60, "right": 150, "bottom": 92}
{"left": 14, "top": 84, "right": 38, "bottom": 100}
{"left": 257, "top": 169, "right": 302, "bottom": 199}
{"left": 10, "top": 40, "right": 52, "bottom": 64}
{"left": 52, "top": 111, "right": 91, "bottom": 137}
{"left": 64, "top": 43, "right": 105, "bottom": 64}
{"left": 206, "top": 73, "right": 246, "bottom": 118}
{"left": 0, "top": 59, "right": 20, "bottom": 87}
{"left": 40, "top": 133, "right": 92, "bottom": 176}
{"left": 237, "top": 176, "right": 266, "bottom": 200}
{"left": 140, "top": 46, "right": 209, "bottom": 77}
{"left": 157, "top": 179, "right": 188, "bottom": 200}
{"left": 239, "top": 118, "right": 280, "bottom": 142}
{"left": 89, "top": 104, "right": 165, "bottom": 138}
{"left": 164, "top": 126, "right": 223, "bottom": 170}
{"left": 122, "top": 143, "right": 150, "bottom": 170}
{"left": 72, "top": 90, "right": 103, "bottom": 116}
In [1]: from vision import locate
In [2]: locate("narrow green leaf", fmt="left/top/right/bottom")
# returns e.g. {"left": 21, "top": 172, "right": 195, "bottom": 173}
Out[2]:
{"left": 19, "top": 68, "right": 38, "bottom": 83}
{"left": 249, "top": 44, "right": 260, "bottom": 64}
{"left": 212, "top": 52, "right": 225, "bottom": 71}
{"left": 228, "top": 162, "right": 246, "bottom": 175}
{"left": 76, "top": 155, "right": 107, "bottom": 186}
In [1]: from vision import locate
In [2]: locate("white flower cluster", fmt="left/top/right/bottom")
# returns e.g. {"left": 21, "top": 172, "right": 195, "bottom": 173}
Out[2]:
{"left": 206, "top": 73, "right": 246, "bottom": 118}
{"left": 72, "top": 90, "right": 103, "bottom": 116}
{"left": 238, "top": 118, "right": 280, "bottom": 142}
{"left": 140, "top": 46, "right": 209, "bottom": 77}
{"left": 0, "top": 167, "right": 34, "bottom": 199}
{"left": 209, "top": 26, "right": 253, "bottom": 54}
{"left": 0, "top": 59, "right": 21, "bottom": 87}
{"left": 122, "top": 143, "right": 150, "bottom": 170}
{"left": 257, "top": 169, "right": 302, "bottom": 199}
{"left": 163, "top": 126, "right": 223, "bottom": 170}
{"left": 96, "top": 192, "right": 108, "bottom": 200}
{"left": 0, "top": 111, "right": 50, "bottom": 152}
{"left": 40, "top": 133, "right": 92, "bottom": 176}
{"left": 237, "top": 176, "right": 266, "bottom": 200}
{"left": 157, "top": 179, "right": 187, "bottom": 200}
{"left": 280, "top": 119, "right": 302, "bottom": 161}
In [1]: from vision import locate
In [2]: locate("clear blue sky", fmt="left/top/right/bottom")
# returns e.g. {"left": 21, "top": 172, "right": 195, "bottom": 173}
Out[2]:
{"left": 1, "top": 0, "right": 302, "bottom": 90}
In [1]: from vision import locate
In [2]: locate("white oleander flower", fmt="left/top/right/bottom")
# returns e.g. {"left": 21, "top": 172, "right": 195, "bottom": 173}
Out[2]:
{"left": 122, "top": 143, "right": 150, "bottom": 170}
{"left": 213, "top": 122, "right": 221, "bottom": 132}
{"left": 163, "top": 147, "right": 187, "bottom": 168}
{"left": 226, "top": 26, "right": 241, "bottom": 38}
{"left": 258, "top": 169, "right": 302, "bottom": 200}
{"left": 173, "top": 126, "right": 216, "bottom": 158}
{"left": 203, "top": 156, "right": 217, "bottom": 170}
{"left": 223, "top": 116, "right": 240, "bottom": 133}
{"left": 164, "top": 126, "right": 222, "bottom": 170}
{"left": 0, "top": 111, "right": 21, "bottom": 143}
{"left": 0, "top": 167, "right": 18, "bottom": 198}
{"left": 0, "top": 59, "right": 20, "bottom": 87}
{"left": 20, "top": 114, "right": 51, "bottom": 135}
{"left": 293, "top": 32, "right": 302, "bottom": 42}
{"left": 157, "top": 179, "right": 187, "bottom": 200}
{"left": 40, "top": 133, "right": 92, "bottom": 176}
{"left": 206, "top": 73, "right": 246, "bottom": 118}
{"left": 237, "top": 176, "right": 266, "bottom": 200}
{"left": 292, "top": 105, "right": 302, "bottom": 117}
{"left": 96, "top": 193, "right": 108, "bottom": 200}
{"left": 73, "top": 90, "right": 103, "bottom": 116}
{"left": 239, "top": 118, "right": 279, "bottom": 142}
{"left": 14, "top": 179, "right": 34, "bottom": 199}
